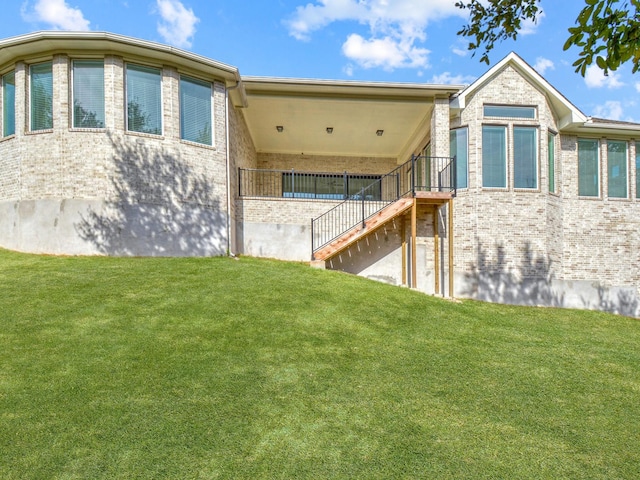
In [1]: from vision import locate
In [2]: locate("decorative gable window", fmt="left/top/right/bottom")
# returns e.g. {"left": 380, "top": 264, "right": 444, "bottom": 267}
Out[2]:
{"left": 180, "top": 75, "right": 212, "bottom": 146}
{"left": 2, "top": 71, "right": 15, "bottom": 137}
{"left": 30, "top": 62, "right": 53, "bottom": 131}
{"left": 484, "top": 105, "right": 536, "bottom": 119}
{"left": 72, "top": 60, "right": 105, "bottom": 129}
{"left": 126, "top": 64, "right": 162, "bottom": 135}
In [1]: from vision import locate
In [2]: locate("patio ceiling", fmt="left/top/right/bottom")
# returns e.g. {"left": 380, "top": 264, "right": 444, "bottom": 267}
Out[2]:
{"left": 239, "top": 78, "right": 462, "bottom": 160}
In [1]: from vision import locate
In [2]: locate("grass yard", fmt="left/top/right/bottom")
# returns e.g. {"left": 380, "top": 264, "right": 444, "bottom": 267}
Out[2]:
{"left": 1, "top": 248, "right": 639, "bottom": 479}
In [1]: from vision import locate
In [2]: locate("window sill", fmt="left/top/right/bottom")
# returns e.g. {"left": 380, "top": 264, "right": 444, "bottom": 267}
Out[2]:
{"left": 26, "top": 129, "right": 53, "bottom": 136}
{"left": 70, "top": 127, "right": 107, "bottom": 133}
{"left": 125, "top": 130, "right": 164, "bottom": 140}
{"left": 180, "top": 139, "right": 216, "bottom": 150}
{"left": 0, "top": 134, "right": 16, "bottom": 143}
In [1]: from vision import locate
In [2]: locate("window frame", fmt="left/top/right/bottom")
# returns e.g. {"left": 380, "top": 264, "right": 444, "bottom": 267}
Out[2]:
{"left": 179, "top": 74, "right": 213, "bottom": 146}
{"left": 29, "top": 61, "right": 54, "bottom": 132}
{"left": 2, "top": 70, "right": 15, "bottom": 137}
{"left": 578, "top": 138, "right": 600, "bottom": 197}
{"left": 484, "top": 104, "right": 536, "bottom": 119}
{"left": 607, "top": 140, "right": 628, "bottom": 199}
{"left": 636, "top": 142, "right": 640, "bottom": 199}
{"left": 125, "top": 63, "right": 163, "bottom": 136}
{"left": 71, "top": 59, "right": 105, "bottom": 130}
{"left": 548, "top": 131, "right": 556, "bottom": 194}
{"left": 482, "top": 124, "right": 508, "bottom": 189}
{"left": 513, "top": 126, "right": 538, "bottom": 190}
{"left": 450, "top": 127, "right": 468, "bottom": 189}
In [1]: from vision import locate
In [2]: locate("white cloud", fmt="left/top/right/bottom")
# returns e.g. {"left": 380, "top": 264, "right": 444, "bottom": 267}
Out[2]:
{"left": 584, "top": 65, "right": 624, "bottom": 89}
{"left": 592, "top": 101, "right": 624, "bottom": 121}
{"left": 451, "top": 46, "right": 468, "bottom": 57}
{"left": 342, "top": 33, "right": 429, "bottom": 70}
{"left": 21, "top": 0, "right": 90, "bottom": 30}
{"left": 286, "top": 0, "right": 465, "bottom": 71}
{"left": 156, "top": 0, "right": 199, "bottom": 48}
{"left": 533, "top": 57, "right": 554, "bottom": 75}
{"left": 635, "top": 82, "right": 640, "bottom": 93}
{"left": 430, "top": 72, "right": 475, "bottom": 85}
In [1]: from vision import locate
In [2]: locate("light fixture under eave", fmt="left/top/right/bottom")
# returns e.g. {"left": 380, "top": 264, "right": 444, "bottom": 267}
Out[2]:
{"left": 326, "top": 127, "right": 333, "bottom": 134}
{"left": 376, "top": 129, "right": 384, "bottom": 136}
{"left": 276, "top": 125, "right": 284, "bottom": 133}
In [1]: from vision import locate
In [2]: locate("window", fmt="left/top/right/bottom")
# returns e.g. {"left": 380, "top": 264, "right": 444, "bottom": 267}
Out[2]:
{"left": 450, "top": 127, "right": 468, "bottom": 189}
{"left": 548, "top": 132, "right": 556, "bottom": 193}
{"left": 2, "top": 71, "right": 15, "bottom": 137}
{"left": 126, "top": 64, "right": 162, "bottom": 135}
{"left": 282, "top": 173, "right": 381, "bottom": 200}
{"left": 180, "top": 76, "right": 212, "bottom": 145}
{"left": 30, "top": 62, "right": 53, "bottom": 131}
{"left": 636, "top": 142, "right": 640, "bottom": 199}
{"left": 513, "top": 127, "right": 537, "bottom": 189}
{"left": 578, "top": 139, "right": 599, "bottom": 197}
{"left": 482, "top": 125, "right": 507, "bottom": 188}
{"left": 484, "top": 105, "right": 536, "bottom": 119}
{"left": 72, "top": 60, "right": 104, "bottom": 128}
{"left": 607, "top": 140, "right": 627, "bottom": 198}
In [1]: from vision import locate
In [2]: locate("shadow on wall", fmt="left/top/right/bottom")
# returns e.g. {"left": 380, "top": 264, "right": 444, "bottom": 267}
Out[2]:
{"left": 76, "top": 133, "right": 226, "bottom": 256}
{"left": 463, "top": 240, "right": 639, "bottom": 317}
{"left": 463, "top": 240, "right": 565, "bottom": 308}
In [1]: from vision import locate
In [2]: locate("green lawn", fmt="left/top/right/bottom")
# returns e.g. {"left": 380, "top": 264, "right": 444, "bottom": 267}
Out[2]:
{"left": 1, "top": 249, "right": 639, "bottom": 479}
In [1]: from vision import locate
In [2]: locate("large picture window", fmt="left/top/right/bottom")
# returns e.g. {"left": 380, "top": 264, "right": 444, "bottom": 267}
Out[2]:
{"left": 450, "top": 127, "right": 468, "bottom": 189}
{"left": 72, "top": 60, "right": 105, "bottom": 128}
{"left": 578, "top": 139, "right": 599, "bottom": 197}
{"left": 482, "top": 125, "right": 507, "bottom": 188}
{"left": 180, "top": 76, "right": 212, "bottom": 145}
{"left": 2, "top": 71, "right": 15, "bottom": 137}
{"left": 30, "top": 62, "right": 53, "bottom": 131}
{"left": 607, "top": 140, "right": 627, "bottom": 198}
{"left": 126, "top": 64, "right": 162, "bottom": 135}
{"left": 513, "top": 127, "right": 537, "bottom": 189}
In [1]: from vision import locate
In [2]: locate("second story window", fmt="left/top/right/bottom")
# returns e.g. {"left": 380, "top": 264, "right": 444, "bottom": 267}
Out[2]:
{"left": 484, "top": 105, "right": 536, "bottom": 119}
{"left": 30, "top": 62, "right": 53, "bottom": 131}
{"left": 126, "top": 64, "right": 162, "bottom": 135}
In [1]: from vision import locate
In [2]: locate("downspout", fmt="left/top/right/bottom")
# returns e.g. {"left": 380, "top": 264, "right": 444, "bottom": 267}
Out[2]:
{"left": 225, "top": 81, "right": 241, "bottom": 257}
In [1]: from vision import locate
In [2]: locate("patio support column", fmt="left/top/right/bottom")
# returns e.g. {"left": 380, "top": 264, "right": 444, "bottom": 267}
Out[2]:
{"left": 448, "top": 198, "right": 454, "bottom": 298}
{"left": 411, "top": 199, "right": 417, "bottom": 288}
{"left": 433, "top": 206, "right": 440, "bottom": 295}
{"left": 401, "top": 216, "right": 407, "bottom": 286}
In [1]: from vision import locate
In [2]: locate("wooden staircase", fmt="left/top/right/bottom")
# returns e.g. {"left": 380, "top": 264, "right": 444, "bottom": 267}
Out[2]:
{"left": 312, "top": 196, "right": 415, "bottom": 262}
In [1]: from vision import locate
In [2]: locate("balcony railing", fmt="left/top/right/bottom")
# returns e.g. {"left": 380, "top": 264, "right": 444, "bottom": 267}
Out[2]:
{"left": 239, "top": 169, "right": 383, "bottom": 200}
{"left": 311, "top": 155, "right": 456, "bottom": 256}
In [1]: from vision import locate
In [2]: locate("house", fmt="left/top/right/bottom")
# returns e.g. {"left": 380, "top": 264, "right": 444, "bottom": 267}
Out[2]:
{"left": 0, "top": 31, "right": 638, "bottom": 317}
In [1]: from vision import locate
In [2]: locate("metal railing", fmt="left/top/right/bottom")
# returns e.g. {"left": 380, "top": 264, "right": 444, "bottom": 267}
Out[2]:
{"left": 238, "top": 168, "right": 383, "bottom": 200}
{"left": 311, "top": 155, "right": 456, "bottom": 257}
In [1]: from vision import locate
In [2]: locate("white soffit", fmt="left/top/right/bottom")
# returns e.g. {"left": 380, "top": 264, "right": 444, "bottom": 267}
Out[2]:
{"left": 241, "top": 78, "right": 461, "bottom": 158}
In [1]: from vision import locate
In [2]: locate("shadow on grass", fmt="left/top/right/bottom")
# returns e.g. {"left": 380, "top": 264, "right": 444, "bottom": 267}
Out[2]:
{"left": 76, "top": 133, "right": 226, "bottom": 256}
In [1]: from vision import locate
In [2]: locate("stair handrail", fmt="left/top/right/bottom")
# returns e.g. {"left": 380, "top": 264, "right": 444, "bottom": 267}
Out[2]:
{"left": 311, "top": 155, "right": 455, "bottom": 258}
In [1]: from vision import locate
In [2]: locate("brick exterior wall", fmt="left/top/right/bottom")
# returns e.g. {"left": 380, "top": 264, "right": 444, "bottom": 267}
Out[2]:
{"left": 257, "top": 152, "right": 397, "bottom": 174}
{"left": 0, "top": 51, "right": 229, "bottom": 256}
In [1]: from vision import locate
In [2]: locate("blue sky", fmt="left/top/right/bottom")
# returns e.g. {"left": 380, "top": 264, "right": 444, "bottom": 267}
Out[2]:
{"left": 3, "top": 0, "right": 639, "bottom": 122}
